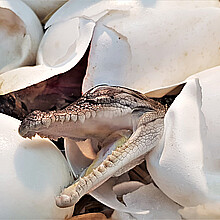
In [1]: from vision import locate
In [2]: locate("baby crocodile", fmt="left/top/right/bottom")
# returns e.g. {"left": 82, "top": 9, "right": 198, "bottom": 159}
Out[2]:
{"left": 19, "top": 85, "right": 166, "bottom": 208}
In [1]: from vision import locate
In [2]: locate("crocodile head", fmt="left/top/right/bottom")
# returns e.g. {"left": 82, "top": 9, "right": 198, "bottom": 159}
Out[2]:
{"left": 19, "top": 85, "right": 166, "bottom": 208}
{"left": 19, "top": 85, "right": 165, "bottom": 141}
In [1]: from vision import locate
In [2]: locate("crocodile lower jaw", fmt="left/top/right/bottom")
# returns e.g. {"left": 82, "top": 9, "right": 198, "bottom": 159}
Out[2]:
{"left": 56, "top": 116, "right": 165, "bottom": 208}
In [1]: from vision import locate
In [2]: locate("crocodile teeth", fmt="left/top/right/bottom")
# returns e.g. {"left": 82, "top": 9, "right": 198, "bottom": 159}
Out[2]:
{"left": 85, "top": 111, "right": 91, "bottom": 119}
{"left": 112, "top": 150, "right": 121, "bottom": 157}
{"left": 59, "top": 115, "right": 65, "bottom": 124}
{"left": 88, "top": 173, "right": 97, "bottom": 183}
{"left": 41, "top": 118, "right": 51, "bottom": 128}
{"left": 93, "top": 168, "right": 102, "bottom": 178}
{"left": 83, "top": 176, "right": 92, "bottom": 186}
{"left": 34, "top": 120, "right": 42, "bottom": 128}
{"left": 91, "top": 110, "right": 96, "bottom": 118}
{"left": 107, "top": 155, "right": 118, "bottom": 163}
{"left": 97, "top": 110, "right": 104, "bottom": 118}
{"left": 78, "top": 114, "right": 85, "bottom": 123}
{"left": 78, "top": 177, "right": 86, "bottom": 188}
{"left": 65, "top": 114, "right": 71, "bottom": 122}
{"left": 97, "top": 164, "right": 106, "bottom": 173}
{"left": 71, "top": 114, "right": 77, "bottom": 122}
{"left": 50, "top": 115, "right": 56, "bottom": 123}
{"left": 103, "top": 160, "right": 114, "bottom": 167}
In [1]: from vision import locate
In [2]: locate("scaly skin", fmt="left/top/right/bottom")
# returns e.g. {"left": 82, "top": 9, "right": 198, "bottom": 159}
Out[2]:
{"left": 19, "top": 85, "right": 166, "bottom": 208}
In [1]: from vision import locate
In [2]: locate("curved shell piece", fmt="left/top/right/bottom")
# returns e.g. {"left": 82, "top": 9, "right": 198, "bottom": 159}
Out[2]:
{"left": 0, "top": 113, "right": 74, "bottom": 219}
{"left": 21, "top": 0, "right": 68, "bottom": 20}
{"left": 45, "top": 0, "right": 140, "bottom": 28}
{"left": 90, "top": 178, "right": 150, "bottom": 214}
{"left": 179, "top": 203, "right": 220, "bottom": 219}
{"left": 82, "top": 8, "right": 220, "bottom": 95}
{"left": 111, "top": 183, "right": 182, "bottom": 219}
{"left": 37, "top": 0, "right": 140, "bottom": 77}
{"left": 0, "top": 0, "right": 43, "bottom": 74}
{"left": 0, "top": 65, "right": 57, "bottom": 95}
{"left": 2, "top": 1, "right": 218, "bottom": 95}
{"left": 37, "top": 17, "right": 95, "bottom": 72}
{"left": 0, "top": 0, "right": 138, "bottom": 95}
{"left": 147, "top": 66, "right": 220, "bottom": 207}
{"left": 155, "top": 0, "right": 219, "bottom": 8}
{"left": 64, "top": 138, "right": 97, "bottom": 178}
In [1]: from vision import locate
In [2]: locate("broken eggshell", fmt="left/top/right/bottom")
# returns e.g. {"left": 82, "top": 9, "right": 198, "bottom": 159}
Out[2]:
{"left": 0, "top": 113, "right": 74, "bottom": 219}
{"left": 1, "top": 1, "right": 220, "bottom": 95}
{"left": 36, "top": 0, "right": 142, "bottom": 75}
{"left": 0, "top": 0, "right": 43, "bottom": 74}
{"left": 36, "top": 0, "right": 220, "bottom": 76}
{"left": 111, "top": 183, "right": 182, "bottom": 220}
{"left": 178, "top": 202, "right": 220, "bottom": 219}
{"left": 21, "top": 0, "right": 68, "bottom": 21}
{"left": 154, "top": 0, "right": 219, "bottom": 8}
{"left": 82, "top": 7, "right": 220, "bottom": 95}
{"left": 0, "top": 0, "right": 138, "bottom": 95}
{"left": 146, "top": 66, "right": 220, "bottom": 211}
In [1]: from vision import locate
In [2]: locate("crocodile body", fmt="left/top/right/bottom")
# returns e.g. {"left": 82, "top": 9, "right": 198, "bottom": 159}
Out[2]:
{"left": 19, "top": 85, "right": 166, "bottom": 207}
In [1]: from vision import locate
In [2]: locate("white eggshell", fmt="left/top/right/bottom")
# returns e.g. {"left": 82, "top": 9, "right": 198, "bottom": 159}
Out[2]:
{"left": 155, "top": 0, "right": 219, "bottom": 8}
{"left": 112, "top": 183, "right": 182, "bottom": 219}
{"left": 37, "top": 17, "right": 95, "bottom": 72}
{"left": 0, "top": 65, "right": 58, "bottom": 95}
{"left": 147, "top": 67, "right": 220, "bottom": 207}
{"left": 0, "top": 113, "right": 74, "bottom": 219}
{"left": 82, "top": 8, "right": 220, "bottom": 94}
{"left": 179, "top": 202, "right": 220, "bottom": 219}
{"left": 45, "top": 0, "right": 139, "bottom": 28}
{"left": 0, "top": 0, "right": 43, "bottom": 74}
{"left": 37, "top": 0, "right": 138, "bottom": 76}
{"left": 21, "top": 0, "right": 68, "bottom": 20}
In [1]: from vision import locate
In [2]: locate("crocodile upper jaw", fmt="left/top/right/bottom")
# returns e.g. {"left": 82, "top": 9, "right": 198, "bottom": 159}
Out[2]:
{"left": 19, "top": 85, "right": 162, "bottom": 141}
{"left": 19, "top": 110, "right": 134, "bottom": 141}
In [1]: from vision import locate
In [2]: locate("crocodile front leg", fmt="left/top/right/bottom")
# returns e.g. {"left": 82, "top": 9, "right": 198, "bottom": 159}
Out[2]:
{"left": 56, "top": 111, "right": 164, "bottom": 208}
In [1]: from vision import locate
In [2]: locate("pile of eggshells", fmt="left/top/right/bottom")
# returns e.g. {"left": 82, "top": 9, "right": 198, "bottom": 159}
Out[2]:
{"left": 0, "top": 0, "right": 220, "bottom": 219}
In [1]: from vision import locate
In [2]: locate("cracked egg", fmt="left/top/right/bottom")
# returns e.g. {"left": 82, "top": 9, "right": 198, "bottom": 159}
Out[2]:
{"left": 0, "top": 113, "right": 74, "bottom": 219}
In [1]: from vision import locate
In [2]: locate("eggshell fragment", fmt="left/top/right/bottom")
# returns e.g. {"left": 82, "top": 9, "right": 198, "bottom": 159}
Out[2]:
{"left": 111, "top": 183, "right": 182, "bottom": 219}
{"left": 0, "top": 0, "right": 43, "bottom": 74}
{"left": 147, "top": 67, "right": 220, "bottom": 207}
{"left": 2, "top": 1, "right": 219, "bottom": 96}
{"left": 37, "top": 17, "right": 95, "bottom": 73}
{"left": 179, "top": 202, "right": 220, "bottom": 219}
{"left": 82, "top": 8, "right": 220, "bottom": 94}
{"left": 21, "top": 0, "right": 68, "bottom": 20}
{"left": 45, "top": 0, "right": 139, "bottom": 28}
{"left": 0, "top": 113, "right": 74, "bottom": 219}
{"left": 36, "top": 0, "right": 139, "bottom": 79}
{"left": 155, "top": 0, "right": 219, "bottom": 8}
